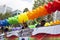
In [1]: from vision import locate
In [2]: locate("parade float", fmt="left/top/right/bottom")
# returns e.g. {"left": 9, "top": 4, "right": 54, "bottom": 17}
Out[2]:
{"left": 0, "top": 0, "right": 60, "bottom": 40}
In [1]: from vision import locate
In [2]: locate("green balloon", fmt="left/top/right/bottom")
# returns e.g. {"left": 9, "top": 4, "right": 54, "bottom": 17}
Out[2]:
{"left": 7, "top": 15, "right": 18, "bottom": 24}
{"left": 29, "top": 25, "right": 36, "bottom": 29}
{"left": 12, "top": 17, "right": 18, "bottom": 24}
{"left": 7, "top": 17, "right": 13, "bottom": 24}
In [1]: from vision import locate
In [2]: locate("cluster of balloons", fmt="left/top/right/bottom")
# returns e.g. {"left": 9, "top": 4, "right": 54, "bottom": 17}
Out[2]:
{"left": 45, "top": 0, "right": 60, "bottom": 13}
{"left": 7, "top": 16, "right": 18, "bottom": 24}
{"left": 0, "top": 0, "right": 60, "bottom": 26}
{"left": 0, "top": 16, "right": 18, "bottom": 26}
{"left": 0, "top": 19, "right": 9, "bottom": 26}
{"left": 44, "top": 20, "right": 60, "bottom": 27}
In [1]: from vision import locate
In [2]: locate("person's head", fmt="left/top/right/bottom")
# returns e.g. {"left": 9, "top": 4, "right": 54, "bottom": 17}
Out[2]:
{"left": 23, "top": 22, "right": 28, "bottom": 28}
{"left": 4, "top": 28, "right": 9, "bottom": 32}
{"left": 0, "top": 27, "right": 4, "bottom": 33}
{"left": 41, "top": 20, "right": 46, "bottom": 26}
{"left": 22, "top": 38, "right": 25, "bottom": 40}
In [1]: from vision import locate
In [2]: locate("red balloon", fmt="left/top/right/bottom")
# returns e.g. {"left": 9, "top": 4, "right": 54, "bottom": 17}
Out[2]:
{"left": 44, "top": 2, "right": 56, "bottom": 14}
{"left": 44, "top": 4, "right": 52, "bottom": 14}
{"left": 48, "top": 2, "right": 56, "bottom": 12}
{"left": 50, "top": 2, "right": 57, "bottom": 12}
{"left": 53, "top": 0, "right": 60, "bottom": 11}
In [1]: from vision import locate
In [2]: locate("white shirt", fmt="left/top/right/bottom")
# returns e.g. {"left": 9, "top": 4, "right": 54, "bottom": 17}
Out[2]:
{"left": 7, "top": 31, "right": 19, "bottom": 37}
{"left": 0, "top": 33, "right": 4, "bottom": 40}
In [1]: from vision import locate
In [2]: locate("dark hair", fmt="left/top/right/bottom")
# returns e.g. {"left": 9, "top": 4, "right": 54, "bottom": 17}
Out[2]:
{"left": 1, "top": 27, "right": 4, "bottom": 30}
{"left": 22, "top": 38, "right": 25, "bottom": 40}
{"left": 1, "top": 27, "right": 4, "bottom": 32}
{"left": 4, "top": 28, "right": 9, "bottom": 32}
{"left": 41, "top": 20, "right": 46, "bottom": 23}
{"left": 23, "top": 22, "right": 28, "bottom": 28}
{"left": 41, "top": 20, "right": 46, "bottom": 26}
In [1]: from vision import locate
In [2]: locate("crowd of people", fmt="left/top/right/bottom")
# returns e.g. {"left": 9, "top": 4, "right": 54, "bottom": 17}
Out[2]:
{"left": 0, "top": 20, "right": 46, "bottom": 33}
{"left": 0, "top": 20, "right": 47, "bottom": 40}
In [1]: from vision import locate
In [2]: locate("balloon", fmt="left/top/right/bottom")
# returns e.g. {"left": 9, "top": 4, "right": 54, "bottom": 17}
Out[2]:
{"left": 22, "top": 12, "right": 29, "bottom": 22}
{"left": 2, "top": 20, "right": 6, "bottom": 26}
{"left": 31, "top": 10, "right": 38, "bottom": 19}
{"left": 48, "top": 2, "right": 56, "bottom": 12}
{"left": 18, "top": 12, "right": 29, "bottom": 23}
{"left": 0, "top": 20, "right": 2, "bottom": 26}
{"left": 44, "top": 22, "right": 50, "bottom": 27}
{"left": 38, "top": 6, "right": 48, "bottom": 16}
{"left": 0, "top": 0, "right": 60, "bottom": 26}
{"left": 27, "top": 6, "right": 48, "bottom": 20}
{"left": 11, "top": 17, "right": 18, "bottom": 24}
{"left": 35, "top": 7, "right": 42, "bottom": 17}
{"left": 7, "top": 15, "right": 18, "bottom": 24}
{"left": 27, "top": 11, "right": 35, "bottom": 20}
{"left": 28, "top": 10, "right": 37, "bottom": 20}
{"left": 50, "top": 21, "right": 55, "bottom": 26}
{"left": 44, "top": 2, "right": 53, "bottom": 13}
{"left": 7, "top": 17, "right": 13, "bottom": 24}
{"left": 3, "top": 19, "right": 10, "bottom": 26}
{"left": 18, "top": 15, "right": 24, "bottom": 23}
{"left": 53, "top": 0, "right": 60, "bottom": 11}
{"left": 0, "top": 19, "right": 9, "bottom": 26}
{"left": 29, "top": 25, "right": 36, "bottom": 29}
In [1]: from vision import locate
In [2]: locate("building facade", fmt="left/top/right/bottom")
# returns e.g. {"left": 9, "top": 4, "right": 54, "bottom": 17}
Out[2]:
{"left": 0, "top": 5, "right": 12, "bottom": 14}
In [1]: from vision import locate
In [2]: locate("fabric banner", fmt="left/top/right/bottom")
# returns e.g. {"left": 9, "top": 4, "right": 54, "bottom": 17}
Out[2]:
{"left": 19, "top": 37, "right": 29, "bottom": 40}
{"left": 7, "top": 28, "right": 33, "bottom": 37}
{"left": 5, "top": 25, "right": 60, "bottom": 37}
{"left": 32, "top": 25, "right": 60, "bottom": 35}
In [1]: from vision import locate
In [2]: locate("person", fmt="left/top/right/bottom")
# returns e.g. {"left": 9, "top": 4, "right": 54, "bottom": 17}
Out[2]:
{"left": 0, "top": 27, "right": 5, "bottom": 40}
{"left": 0, "top": 30, "right": 4, "bottom": 40}
{"left": 0, "top": 27, "right": 4, "bottom": 33}
{"left": 4, "top": 27, "right": 9, "bottom": 40}
{"left": 21, "top": 38, "right": 25, "bottom": 40}
{"left": 36, "top": 20, "right": 46, "bottom": 27}
{"left": 22, "top": 22, "right": 28, "bottom": 29}
{"left": 4, "top": 27, "right": 9, "bottom": 32}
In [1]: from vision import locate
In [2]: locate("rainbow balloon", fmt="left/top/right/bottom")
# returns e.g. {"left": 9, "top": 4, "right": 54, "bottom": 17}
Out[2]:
{"left": 0, "top": 0, "right": 60, "bottom": 26}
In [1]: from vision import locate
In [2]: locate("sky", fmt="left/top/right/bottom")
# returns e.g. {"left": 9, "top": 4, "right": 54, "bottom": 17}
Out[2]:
{"left": 0, "top": 0, "right": 34, "bottom": 11}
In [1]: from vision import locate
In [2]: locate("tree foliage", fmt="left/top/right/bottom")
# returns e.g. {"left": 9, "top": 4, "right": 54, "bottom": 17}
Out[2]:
{"left": 23, "top": 8, "right": 29, "bottom": 13}
{"left": 0, "top": 12, "right": 12, "bottom": 20}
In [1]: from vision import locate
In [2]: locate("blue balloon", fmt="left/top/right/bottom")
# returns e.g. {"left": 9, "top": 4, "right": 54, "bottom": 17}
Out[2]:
{"left": 3, "top": 19, "right": 10, "bottom": 26}
{"left": 0, "top": 20, "right": 3, "bottom": 26}
{"left": 2, "top": 20, "right": 5, "bottom": 26}
{"left": 0, "top": 19, "right": 10, "bottom": 26}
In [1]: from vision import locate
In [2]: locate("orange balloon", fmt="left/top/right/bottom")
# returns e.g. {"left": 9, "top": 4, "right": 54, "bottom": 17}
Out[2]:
{"left": 38, "top": 6, "right": 48, "bottom": 17}
{"left": 27, "top": 11, "right": 31, "bottom": 20}
{"left": 27, "top": 11, "right": 35, "bottom": 20}
{"left": 37, "top": 6, "right": 44, "bottom": 17}
{"left": 27, "top": 6, "right": 48, "bottom": 20}
{"left": 31, "top": 10, "right": 38, "bottom": 18}
{"left": 43, "top": 6, "right": 48, "bottom": 15}
{"left": 35, "top": 7, "right": 42, "bottom": 17}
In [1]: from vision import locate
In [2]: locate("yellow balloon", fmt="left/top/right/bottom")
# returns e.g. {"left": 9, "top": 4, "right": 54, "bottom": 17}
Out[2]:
{"left": 22, "top": 12, "right": 29, "bottom": 22}
{"left": 18, "top": 12, "right": 29, "bottom": 23}
{"left": 44, "top": 22, "right": 50, "bottom": 27}
{"left": 18, "top": 14, "right": 24, "bottom": 23}
{"left": 50, "top": 21, "right": 54, "bottom": 26}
